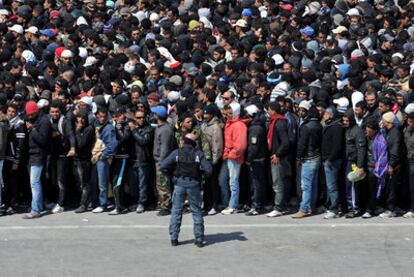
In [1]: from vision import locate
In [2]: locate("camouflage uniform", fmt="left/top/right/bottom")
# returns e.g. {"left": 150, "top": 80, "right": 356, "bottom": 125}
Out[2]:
{"left": 155, "top": 162, "right": 171, "bottom": 209}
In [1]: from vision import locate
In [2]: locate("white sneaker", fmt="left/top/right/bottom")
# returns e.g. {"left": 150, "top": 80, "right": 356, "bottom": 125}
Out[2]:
{"left": 379, "top": 210, "right": 396, "bottom": 218}
{"left": 52, "top": 204, "right": 64, "bottom": 214}
{"left": 207, "top": 208, "right": 218, "bottom": 216}
{"left": 92, "top": 206, "right": 105, "bottom": 213}
{"left": 266, "top": 210, "right": 284, "bottom": 217}
{"left": 324, "top": 211, "right": 339, "bottom": 219}
{"left": 221, "top": 207, "right": 236, "bottom": 215}
{"left": 403, "top": 211, "right": 414, "bottom": 218}
{"left": 362, "top": 212, "right": 373, "bottom": 219}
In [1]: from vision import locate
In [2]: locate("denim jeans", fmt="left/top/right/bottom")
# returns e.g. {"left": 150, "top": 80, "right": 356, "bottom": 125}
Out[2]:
{"left": 299, "top": 157, "right": 321, "bottom": 213}
{"left": 30, "top": 165, "right": 44, "bottom": 213}
{"left": 247, "top": 161, "right": 265, "bottom": 210}
{"left": 345, "top": 161, "right": 359, "bottom": 212}
{"left": 218, "top": 159, "right": 241, "bottom": 209}
{"left": 56, "top": 157, "right": 68, "bottom": 206}
{"left": 323, "top": 159, "right": 342, "bottom": 213}
{"left": 91, "top": 159, "right": 110, "bottom": 208}
{"left": 270, "top": 158, "right": 289, "bottom": 211}
{"left": 133, "top": 164, "right": 150, "bottom": 206}
{"left": 169, "top": 185, "right": 204, "bottom": 241}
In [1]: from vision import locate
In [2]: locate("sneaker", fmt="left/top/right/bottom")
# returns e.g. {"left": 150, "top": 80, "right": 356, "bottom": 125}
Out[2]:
{"left": 245, "top": 209, "right": 259, "bottom": 216}
{"left": 403, "top": 211, "right": 414, "bottom": 218}
{"left": 157, "top": 209, "right": 171, "bottom": 216}
{"left": 221, "top": 207, "right": 236, "bottom": 215}
{"left": 194, "top": 239, "right": 206, "bottom": 248}
{"left": 324, "top": 211, "right": 339, "bottom": 219}
{"left": 345, "top": 211, "right": 357, "bottom": 218}
{"left": 292, "top": 211, "right": 309, "bottom": 218}
{"left": 136, "top": 204, "right": 145, "bottom": 214}
{"left": 379, "top": 210, "right": 396, "bottom": 218}
{"left": 52, "top": 204, "right": 64, "bottom": 214}
{"left": 207, "top": 208, "right": 218, "bottom": 216}
{"left": 92, "top": 206, "right": 105, "bottom": 213}
{"left": 108, "top": 209, "right": 122, "bottom": 215}
{"left": 5, "top": 206, "right": 16, "bottom": 215}
{"left": 266, "top": 210, "right": 284, "bottom": 217}
{"left": 74, "top": 205, "right": 87, "bottom": 214}
{"left": 171, "top": 239, "right": 179, "bottom": 247}
{"left": 22, "top": 211, "right": 40, "bottom": 219}
{"left": 362, "top": 212, "right": 373, "bottom": 219}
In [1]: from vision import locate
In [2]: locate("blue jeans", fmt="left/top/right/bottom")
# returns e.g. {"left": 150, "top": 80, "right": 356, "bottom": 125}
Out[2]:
{"left": 345, "top": 161, "right": 359, "bottom": 212}
{"left": 134, "top": 165, "right": 150, "bottom": 205}
{"left": 323, "top": 160, "right": 342, "bottom": 212}
{"left": 299, "top": 157, "right": 321, "bottom": 212}
{"left": 218, "top": 159, "right": 241, "bottom": 209}
{"left": 169, "top": 185, "right": 204, "bottom": 241}
{"left": 30, "top": 165, "right": 44, "bottom": 213}
{"left": 91, "top": 159, "right": 110, "bottom": 208}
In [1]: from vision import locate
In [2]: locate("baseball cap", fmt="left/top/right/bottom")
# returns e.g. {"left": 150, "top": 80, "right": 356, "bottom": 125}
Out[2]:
{"left": 332, "top": 26, "right": 348, "bottom": 34}
{"left": 25, "top": 26, "right": 39, "bottom": 35}
{"left": 150, "top": 105, "right": 167, "bottom": 118}
{"left": 8, "top": 24, "right": 23, "bottom": 35}
{"left": 40, "top": 29, "right": 57, "bottom": 38}
{"left": 235, "top": 19, "right": 248, "bottom": 28}
{"left": 300, "top": 26, "right": 314, "bottom": 37}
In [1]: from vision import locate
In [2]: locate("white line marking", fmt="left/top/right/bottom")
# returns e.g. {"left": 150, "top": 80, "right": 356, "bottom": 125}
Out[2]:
{"left": 0, "top": 223, "right": 414, "bottom": 230}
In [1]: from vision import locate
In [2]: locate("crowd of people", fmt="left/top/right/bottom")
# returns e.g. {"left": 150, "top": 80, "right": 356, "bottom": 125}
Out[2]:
{"left": 1, "top": 0, "right": 414, "bottom": 221}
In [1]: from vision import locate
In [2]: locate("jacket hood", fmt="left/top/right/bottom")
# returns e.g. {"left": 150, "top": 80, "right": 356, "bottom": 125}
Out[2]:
{"left": 337, "top": 63, "right": 350, "bottom": 81}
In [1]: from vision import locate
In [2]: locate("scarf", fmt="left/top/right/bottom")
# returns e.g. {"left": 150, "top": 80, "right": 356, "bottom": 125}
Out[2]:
{"left": 372, "top": 132, "right": 389, "bottom": 199}
{"left": 267, "top": 114, "right": 287, "bottom": 151}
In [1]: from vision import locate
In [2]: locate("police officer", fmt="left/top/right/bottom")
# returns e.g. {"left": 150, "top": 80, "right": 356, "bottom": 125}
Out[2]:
{"left": 160, "top": 133, "right": 212, "bottom": 247}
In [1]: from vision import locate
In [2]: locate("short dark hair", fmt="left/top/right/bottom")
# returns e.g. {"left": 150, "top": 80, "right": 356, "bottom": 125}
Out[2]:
{"left": 268, "top": 102, "right": 282, "bottom": 114}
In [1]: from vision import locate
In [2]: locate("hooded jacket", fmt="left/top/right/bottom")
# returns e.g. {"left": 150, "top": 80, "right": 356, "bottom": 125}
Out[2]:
{"left": 28, "top": 113, "right": 52, "bottom": 166}
{"left": 223, "top": 116, "right": 249, "bottom": 164}
{"left": 322, "top": 118, "right": 345, "bottom": 162}
{"left": 201, "top": 116, "right": 224, "bottom": 165}
{"left": 131, "top": 122, "right": 154, "bottom": 166}
{"left": 6, "top": 116, "right": 25, "bottom": 165}
{"left": 345, "top": 111, "right": 366, "bottom": 167}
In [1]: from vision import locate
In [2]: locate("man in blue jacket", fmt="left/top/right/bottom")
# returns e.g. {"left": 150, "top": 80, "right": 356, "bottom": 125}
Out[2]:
{"left": 160, "top": 133, "right": 212, "bottom": 248}
{"left": 91, "top": 107, "right": 118, "bottom": 213}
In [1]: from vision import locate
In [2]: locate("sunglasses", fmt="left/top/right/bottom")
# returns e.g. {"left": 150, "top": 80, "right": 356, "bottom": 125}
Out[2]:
{"left": 135, "top": 116, "right": 145, "bottom": 120}
{"left": 222, "top": 97, "right": 231, "bottom": 100}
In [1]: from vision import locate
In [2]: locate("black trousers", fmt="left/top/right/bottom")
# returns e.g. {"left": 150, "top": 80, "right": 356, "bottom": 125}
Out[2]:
{"left": 203, "top": 161, "right": 221, "bottom": 210}
{"left": 73, "top": 159, "right": 91, "bottom": 207}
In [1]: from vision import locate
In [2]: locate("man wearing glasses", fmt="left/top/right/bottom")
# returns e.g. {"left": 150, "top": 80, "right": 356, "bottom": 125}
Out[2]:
{"left": 129, "top": 110, "right": 154, "bottom": 214}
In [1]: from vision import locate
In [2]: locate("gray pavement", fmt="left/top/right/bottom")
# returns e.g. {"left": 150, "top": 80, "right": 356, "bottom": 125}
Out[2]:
{"left": 1, "top": 211, "right": 414, "bottom": 277}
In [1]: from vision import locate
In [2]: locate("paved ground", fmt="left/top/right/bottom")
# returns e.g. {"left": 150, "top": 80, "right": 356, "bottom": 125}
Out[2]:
{"left": 1, "top": 211, "right": 414, "bottom": 277}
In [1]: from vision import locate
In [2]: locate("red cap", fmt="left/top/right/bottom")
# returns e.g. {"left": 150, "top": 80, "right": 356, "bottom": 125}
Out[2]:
{"left": 25, "top": 101, "right": 39, "bottom": 116}
{"left": 55, "top": 47, "right": 66, "bottom": 58}
{"left": 49, "top": 10, "right": 60, "bottom": 19}
{"left": 147, "top": 92, "right": 160, "bottom": 102}
{"left": 170, "top": 61, "right": 181, "bottom": 69}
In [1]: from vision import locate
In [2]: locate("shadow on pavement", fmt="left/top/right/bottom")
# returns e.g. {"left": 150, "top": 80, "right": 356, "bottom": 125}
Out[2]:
{"left": 179, "top": 232, "right": 248, "bottom": 246}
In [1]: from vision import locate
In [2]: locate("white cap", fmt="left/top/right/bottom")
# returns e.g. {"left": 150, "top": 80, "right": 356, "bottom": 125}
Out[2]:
{"left": 9, "top": 24, "right": 24, "bottom": 35}
{"left": 124, "top": 61, "right": 135, "bottom": 74}
{"left": 25, "top": 26, "right": 39, "bottom": 34}
{"left": 149, "top": 13, "right": 160, "bottom": 22}
{"left": 168, "top": 91, "right": 181, "bottom": 103}
{"left": 61, "top": 49, "right": 74, "bottom": 58}
{"left": 351, "top": 91, "right": 364, "bottom": 109}
{"left": 80, "top": 96, "right": 93, "bottom": 106}
{"left": 83, "top": 56, "right": 97, "bottom": 67}
{"left": 346, "top": 8, "right": 360, "bottom": 17}
{"left": 76, "top": 16, "right": 89, "bottom": 26}
{"left": 391, "top": 52, "right": 404, "bottom": 60}
{"left": 332, "top": 26, "right": 348, "bottom": 34}
{"left": 0, "top": 9, "right": 10, "bottom": 16}
{"left": 272, "top": 54, "right": 284, "bottom": 65}
{"left": 78, "top": 47, "right": 88, "bottom": 59}
{"left": 333, "top": 97, "right": 350, "bottom": 107}
{"left": 235, "top": 19, "right": 248, "bottom": 28}
{"left": 405, "top": 103, "right": 414, "bottom": 114}
{"left": 245, "top": 104, "right": 259, "bottom": 116}
{"left": 299, "top": 100, "right": 312, "bottom": 111}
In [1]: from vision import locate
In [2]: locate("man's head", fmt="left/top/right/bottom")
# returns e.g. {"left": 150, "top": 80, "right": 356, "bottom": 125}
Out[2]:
{"left": 96, "top": 107, "right": 109, "bottom": 125}
{"left": 382, "top": 111, "right": 395, "bottom": 130}
{"left": 25, "top": 101, "right": 39, "bottom": 120}
{"left": 222, "top": 90, "right": 235, "bottom": 106}
{"left": 49, "top": 99, "right": 63, "bottom": 120}
{"left": 365, "top": 119, "right": 379, "bottom": 137}
{"left": 268, "top": 102, "right": 281, "bottom": 116}
{"left": 7, "top": 103, "right": 18, "bottom": 120}
{"left": 407, "top": 113, "right": 414, "bottom": 129}
{"left": 135, "top": 110, "right": 146, "bottom": 126}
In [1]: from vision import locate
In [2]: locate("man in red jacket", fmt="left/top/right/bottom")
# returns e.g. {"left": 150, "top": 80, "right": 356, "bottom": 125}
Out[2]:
{"left": 219, "top": 102, "right": 248, "bottom": 215}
